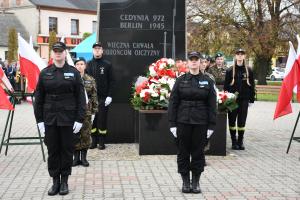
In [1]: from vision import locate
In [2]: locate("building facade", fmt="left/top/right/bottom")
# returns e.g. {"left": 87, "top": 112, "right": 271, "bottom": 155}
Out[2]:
{"left": 1, "top": 0, "right": 97, "bottom": 60}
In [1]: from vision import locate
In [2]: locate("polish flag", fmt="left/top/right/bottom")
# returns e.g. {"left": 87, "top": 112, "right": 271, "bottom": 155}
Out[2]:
{"left": 0, "top": 68, "right": 14, "bottom": 110}
{"left": 0, "top": 67, "right": 14, "bottom": 91}
{"left": 274, "top": 40, "right": 300, "bottom": 119}
{"left": 18, "top": 34, "right": 47, "bottom": 91}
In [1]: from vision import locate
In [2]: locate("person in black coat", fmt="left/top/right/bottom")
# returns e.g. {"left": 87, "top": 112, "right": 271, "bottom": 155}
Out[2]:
{"left": 34, "top": 42, "right": 86, "bottom": 196}
{"left": 86, "top": 42, "right": 115, "bottom": 150}
{"left": 168, "top": 51, "right": 217, "bottom": 194}
{"left": 223, "top": 48, "right": 255, "bottom": 150}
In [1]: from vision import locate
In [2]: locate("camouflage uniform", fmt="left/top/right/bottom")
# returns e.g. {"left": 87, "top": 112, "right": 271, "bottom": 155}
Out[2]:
{"left": 207, "top": 65, "right": 227, "bottom": 90}
{"left": 74, "top": 74, "right": 98, "bottom": 150}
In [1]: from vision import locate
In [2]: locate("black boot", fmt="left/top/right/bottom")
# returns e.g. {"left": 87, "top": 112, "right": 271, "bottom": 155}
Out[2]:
{"left": 98, "top": 135, "right": 106, "bottom": 150}
{"left": 191, "top": 173, "right": 201, "bottom": 193}
{"left": 237, "top": 131, "right": 245, "bottom": 150}
{"left": 72, "top": 150, "right": 81, "bottom": 166}
{"left": 59, "top": 175, "right": 69, "bottom": 195}
{"left": 230, "top": 130, "right": 239, "bottom": 150}
{"left": 180, "top": 173, "right": 191, "bottom": 193}
{"left": 90, "top": 135, "right": 97, "bottom": 149}
{"left": 48, "top": 176, "right": 60, "bottom": 196}
{"left": 81, "top": 149, "right": 89, "bottom": 167}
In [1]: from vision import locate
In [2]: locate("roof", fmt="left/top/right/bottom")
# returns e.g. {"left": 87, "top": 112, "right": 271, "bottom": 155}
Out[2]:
{"left": 0, "top": 12, "right": 29, "bottom": 46}
{"left": 29, "top": 0, "right": 97, "bottom": 11}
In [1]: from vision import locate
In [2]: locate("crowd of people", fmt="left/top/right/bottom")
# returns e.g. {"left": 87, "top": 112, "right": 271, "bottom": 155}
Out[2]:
{"left": 1, "top": 43, "right": 255, "bottom": 196}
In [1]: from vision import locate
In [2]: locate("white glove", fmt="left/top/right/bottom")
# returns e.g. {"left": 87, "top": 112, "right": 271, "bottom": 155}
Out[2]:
{"left": 249, "top": 103, "right": 254, "bottom": 107}
{"left": 73, "top": 122, "right": 83, "bottom": 134}
{"left": 207, "top": 129, "right": 214, "bottom": 138}
{"left": 37, "top": 122, "right": 45, "bottom": 134}
{"left": 91, "top": 114, "right": 95, "bottom": 123}
{"left": 170, "top": 127, "right": 177, "bottom": 138}
{"left": 105, "top": 96, "right": 112, "bottom": 106}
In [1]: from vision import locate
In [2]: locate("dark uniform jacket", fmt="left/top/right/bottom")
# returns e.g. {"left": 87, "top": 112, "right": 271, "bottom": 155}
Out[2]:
{"left": 86, "top": 57, "right": 115, "bottom": 99}
{"left": 34, "top": 63, "right": 86, "bottom": 126}
{"left": 224, "top": 65, "right": 255, "bottom": 103}
{"left": 168, "top": 72, "right": 217, "bottom": 130}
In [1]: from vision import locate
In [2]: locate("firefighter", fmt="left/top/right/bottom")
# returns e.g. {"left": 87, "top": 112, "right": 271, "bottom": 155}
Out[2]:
{"left": 73, "top": 58, "right": 98, "bottom": 167}
{"left": 86, "top": 42, "right": 115, "bottom": 150}
{"left": 223, "top": 48, "right": 255, "bottom": 150}
{"left": 168, "top": 51, "right": 217, "bottom": 194}
{"left": 34, "top": 42, "right": 86, "bottom": 196}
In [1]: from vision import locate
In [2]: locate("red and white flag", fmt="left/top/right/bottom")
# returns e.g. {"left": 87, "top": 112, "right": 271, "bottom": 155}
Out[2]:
{"left": 0, "top": 68, "right": 14, "bottom": 110}
{"left": 274, "top": 40, "right": 300, "bottom": 119}
{"left": 18, "top": 34, "right": 47, "bottom": 91}
{"left": 0, "top": 67, "right": 14, "bottom": 91}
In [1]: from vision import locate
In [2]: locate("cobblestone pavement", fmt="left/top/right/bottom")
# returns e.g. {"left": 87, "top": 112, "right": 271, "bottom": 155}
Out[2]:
{"left": 0, "top": 102, "right": 299, "bottom": 200}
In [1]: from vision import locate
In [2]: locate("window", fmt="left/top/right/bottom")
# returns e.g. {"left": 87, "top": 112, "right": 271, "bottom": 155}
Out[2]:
{"left": 49, "top": 17, "right": 58, "bottom": 33}
{"left": 92, "top": 21, "right": 97, "bottom": 33}
{"left": 71, "top": 19, "right": 79, "bottom": 35}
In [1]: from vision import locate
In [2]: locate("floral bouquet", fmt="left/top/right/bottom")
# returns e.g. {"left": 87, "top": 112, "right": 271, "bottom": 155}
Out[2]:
{"left": 217, "top": 91, "right": 239, "bottom": 112}
{"left": 131, "top": 58, "right": 188, "bottom": 110}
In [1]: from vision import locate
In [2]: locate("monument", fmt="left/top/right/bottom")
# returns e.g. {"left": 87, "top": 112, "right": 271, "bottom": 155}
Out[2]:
{"left": 99, "top": 0, "right": 186, "bottom": 143}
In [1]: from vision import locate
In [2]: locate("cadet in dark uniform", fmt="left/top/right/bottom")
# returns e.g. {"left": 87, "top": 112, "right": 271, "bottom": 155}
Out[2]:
{"left": 224, "top": 48, "right": 255, "bottom": 150}
{"left": 73, "top": 58, "right": 98, "bottom": 167}
{"left": 34, "top": 42, "right": 86, "bottom": 196}
{"left": 86, "top": 42, "right": 115, "bottom": 150}
{"left": 168, "top": 51, "right": 217, "bottom": 194}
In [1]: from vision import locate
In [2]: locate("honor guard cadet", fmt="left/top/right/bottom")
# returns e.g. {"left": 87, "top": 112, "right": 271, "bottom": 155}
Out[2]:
{"left": 207, "top": 52, "right": 227, "bottom": 89}
{"left": 34, "top": 42, "right": 86, "bottom": 196}
{"left": 86, "top": 42, "right": 115, "bottom": 150}
{"left": 224, "top": 48, "right": 255, "bottom": 150}
{"left": 168, "top": 51, "right": 217, "bottom": 194}
{"left": 73, "top": 58, "right": 98, "bottom": 167}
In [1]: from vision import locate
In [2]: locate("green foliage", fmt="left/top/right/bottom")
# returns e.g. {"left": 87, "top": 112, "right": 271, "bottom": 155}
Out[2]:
{"left": 82, "top": 32, "right": 92, "bottom": 41}
{"left": 48, "top": 31, "right": 57, "bottom": 59}
{"left": 7, "top": 28, "right": 18, "bottom": 64}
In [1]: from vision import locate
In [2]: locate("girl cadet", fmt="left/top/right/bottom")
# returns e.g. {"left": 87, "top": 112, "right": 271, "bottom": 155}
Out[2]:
{"left": 168, "top": 51, "right": 217, "bottom": 194}
{"left": 224, "top": 48, "right": 255, "bottom": 150}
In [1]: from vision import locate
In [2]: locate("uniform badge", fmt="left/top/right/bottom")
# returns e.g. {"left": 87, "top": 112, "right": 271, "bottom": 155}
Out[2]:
{"left": 64, "top": 72, "right": 74, "bottom": 79}
{"left": 100, "top": 67, "right": 104, "bottom": 74}
{"left": 199, "top": 81, "right": 208, "bottom": 88}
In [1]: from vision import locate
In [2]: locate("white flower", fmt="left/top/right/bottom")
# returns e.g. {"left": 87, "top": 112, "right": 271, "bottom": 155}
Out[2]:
{"left": 158, "top": 76, "right": 168, "bottom": 84}
{"left": 140, "top": 89, "right": 147, "bottom": 98}
{"left": 159, "top": 62, "right": 166, "bottom": 70}
{"left": 167, "top": 78, "right": 175, "bottom": 90}
{"left": 167, "top": 58, "right": 175, "bottom": 66}
{"left": 218, "top": 99, "right": 222, "bottom": 104}
{"left": 151, "top": 91, "right": 159, "bottom": 97}
{"left": 149, "top": 83, "right": 156, "bottom": 90}
{"left": 160, "top": 95, "right": 166, "bottom": 101}
{"left": 149, "top": 66, "right": 157, "bottom": 77}
{"left": 160, "top": 88, "right": 169, "bottom": 95}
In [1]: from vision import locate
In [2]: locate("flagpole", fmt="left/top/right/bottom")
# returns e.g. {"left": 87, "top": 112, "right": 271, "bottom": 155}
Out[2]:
{"left": 286, "top": 111, "right": 300, "bottom": 153}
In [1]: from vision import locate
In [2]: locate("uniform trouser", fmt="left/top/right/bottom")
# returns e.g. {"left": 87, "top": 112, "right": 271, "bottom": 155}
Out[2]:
{"left": 44, "top": 125, "right": 74, "bottom": 177}
{"left": 228, "top": 99, "right": 249, "bottom": 131}
{"left": 177, "top": 123, "right": 207, "bottom": 175}
{"left": 92, "top": 98, "right": 109, "bottom": 135}
{"left": 74, "top": 116, "right": 91, "bottom": 150}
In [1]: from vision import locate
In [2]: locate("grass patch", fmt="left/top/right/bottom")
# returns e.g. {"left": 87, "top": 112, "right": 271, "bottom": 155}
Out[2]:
{"left": 256, "top": 93, "right": 278, "bottom": 101}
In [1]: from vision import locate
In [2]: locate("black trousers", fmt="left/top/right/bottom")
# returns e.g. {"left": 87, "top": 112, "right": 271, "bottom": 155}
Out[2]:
{"left": 44, "top": 125, "right": 74, "bottom": 177}
{"left": 92, "top": 98, "right": 109, "bottom": 134}
{"left": 228, "top": 99, "right": 249, "bottom": 129}
{"left": 177, "top": 123, "right": 207, "bottom": 175}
